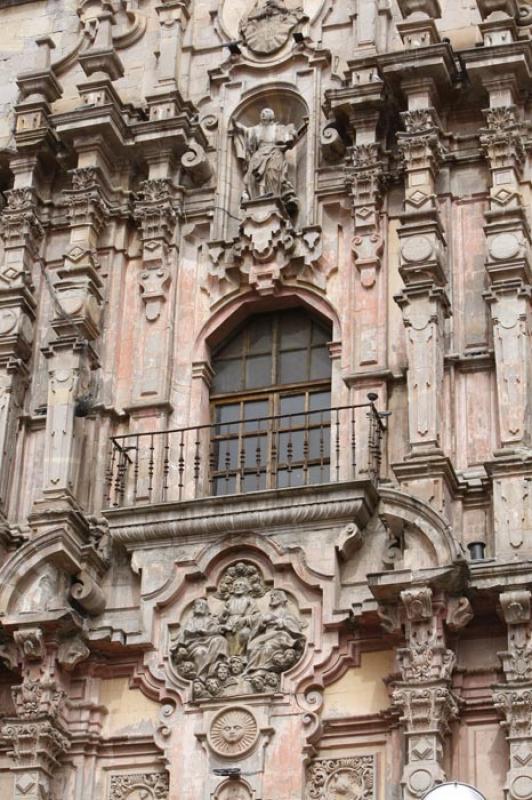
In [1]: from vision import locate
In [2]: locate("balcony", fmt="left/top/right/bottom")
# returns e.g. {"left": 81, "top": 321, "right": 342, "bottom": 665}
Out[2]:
{"left": 105, "top": 398, "right": 386, "bottom": 510}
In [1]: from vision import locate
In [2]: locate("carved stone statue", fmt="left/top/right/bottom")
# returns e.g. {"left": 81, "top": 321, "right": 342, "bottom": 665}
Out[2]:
{"left": 245, "top": 589, "right": 305, "bottom": 675}
{"left": 171, "top": 598, "right": 228, "bottom": 678}
{"left": 233, "top": 108, "right": 304, "bottom": 214}
{"left": 239, "top": 0, "right": 308, "bottom": 54}
{"left": 169, "top": 562, "right": 306, "bottom": 699}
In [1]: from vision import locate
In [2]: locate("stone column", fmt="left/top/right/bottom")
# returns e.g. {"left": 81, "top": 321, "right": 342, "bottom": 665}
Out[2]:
{"left": 383, "top": 587, "right": 473, "bottom": 800}
{"left": 493, "top": 591, "right": 532, "bottom": 800}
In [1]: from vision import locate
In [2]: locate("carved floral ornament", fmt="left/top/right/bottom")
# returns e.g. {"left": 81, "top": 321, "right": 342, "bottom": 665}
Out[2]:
{"left": 169, "top": 561, "right": 307, "bottom": 699}
{"left": 109, "top": 772, "right": 170, "bottom": 800}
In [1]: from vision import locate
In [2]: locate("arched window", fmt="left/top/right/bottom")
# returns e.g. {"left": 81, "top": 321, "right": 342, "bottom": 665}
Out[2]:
{"left": 211, "top": 308, "right": 332, "bottom": 495}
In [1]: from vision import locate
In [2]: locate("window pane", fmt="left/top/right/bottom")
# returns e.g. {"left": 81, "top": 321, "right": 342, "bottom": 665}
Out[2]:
{"left": 311, "top": 323, "right": 330, "bottom": 345}
{"left": 310, "top": 346, "right": 330, "bottom": 380}
{"left": 278, "top": 430, "right": 305, "bottom": 463}
{"left": 215, "top": 403, "right": 240, "bottom": 434}
{"left": 215, "top": 438, "right": 238, "bottom": 471}
{"left": 248, "top": 316, "right": 273, "bottom": 354}
{"left": 308, "top": 463, "right": 330, "bottom": 484}
{"left": 243, "top": 400, "right": 269, "bottom": 431}
{"left": 277, "top": 467, "right": 304, "bottom": 488}
{"left": 217, "top": 332, "right": 244, "bottom": 358}
{"left": 279, "top": 394, "right": 305, "bottom": 426}
{"left": 245, "top": 354, "right": 272, "bottom": 389}
{"left": 309, "top": 426, "right": 330, "bottom": 460}
{"left": 214, "top": 475, "right": 237, "bottom": 495}
{"left": 279, "top": 349, "right": 307, "bottom": 384}
{"left": 242, "top": 472, "right": 267, "bottom": 492}
{"left": 244, "top": 434, "right": 267, "bottom": 467}
{"left": 309, "top": 391, "right": 331, "bottom": 411}
{"left": 279, "top": 310, "right": 310, "bottom": 350}
{"left": 213, "top": 358, "right": 242, "bottom": 394}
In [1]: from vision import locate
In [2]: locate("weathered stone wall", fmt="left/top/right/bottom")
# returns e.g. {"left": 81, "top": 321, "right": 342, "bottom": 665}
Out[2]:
{"left": 0, "top": 1, "right": 531, "bottom": 799}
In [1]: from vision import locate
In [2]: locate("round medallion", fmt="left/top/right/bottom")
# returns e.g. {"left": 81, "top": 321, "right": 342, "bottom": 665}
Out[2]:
{"left": 489, "top": 232, "right": 521, "bottom": 261}
{"left": 325, "top": 768, "right": 364, "bottom": 800}
{"left": 511, "top": 776, "right": 532, "bottom": 800}
{"left": 0, "top": 309, "right": 17, "bottom": 335}
{"left": 401, "top": 235, "right": 433, "bottom": 264}
{"left": 208, "top": 707, "right": 258, "bottom": 758}
{"left": 407, "top": 768, "right": 433, "bottom": 794}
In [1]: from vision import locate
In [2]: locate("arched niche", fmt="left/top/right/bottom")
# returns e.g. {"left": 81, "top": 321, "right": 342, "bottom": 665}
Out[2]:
{"left": 228, "top": 86, "right": 310, "bottom": 235}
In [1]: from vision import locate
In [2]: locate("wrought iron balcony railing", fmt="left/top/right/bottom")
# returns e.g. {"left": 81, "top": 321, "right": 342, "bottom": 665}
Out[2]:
{"left": 105, "top": 399, "right": 385, "bottom": 508}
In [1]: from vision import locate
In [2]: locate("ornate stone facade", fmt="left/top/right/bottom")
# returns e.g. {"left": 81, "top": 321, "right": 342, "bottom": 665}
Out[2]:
{"left": 0, "top": 1, "right": 530, "bottom": 800}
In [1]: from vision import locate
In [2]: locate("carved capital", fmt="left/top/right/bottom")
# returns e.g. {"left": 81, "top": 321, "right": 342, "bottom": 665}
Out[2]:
{"left": 64, "top": 168, "right": 110, "bottom": 233}
{"left": 0, "top": 187, "right": 43, "bottom": 260}
{"left": 133, "top": 178, "right": 180, "bottom": 244}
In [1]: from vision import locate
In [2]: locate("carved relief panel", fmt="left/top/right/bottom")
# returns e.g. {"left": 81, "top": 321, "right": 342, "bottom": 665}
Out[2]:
{"left": 169, "top": 561, "right": 307, "bottom": 700}
{"left": 306, "top": 756, "right": 376, "bottom": 800}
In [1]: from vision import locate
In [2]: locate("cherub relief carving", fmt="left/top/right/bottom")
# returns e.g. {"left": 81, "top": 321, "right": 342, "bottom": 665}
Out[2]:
{"left": 170, "top": 562, "right": 306, "bottom": 699}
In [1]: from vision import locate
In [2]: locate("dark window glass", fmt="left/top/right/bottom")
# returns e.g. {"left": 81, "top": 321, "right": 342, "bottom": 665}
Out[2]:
{"left": 211, "top": 309, "right": 332, "bottom": 495}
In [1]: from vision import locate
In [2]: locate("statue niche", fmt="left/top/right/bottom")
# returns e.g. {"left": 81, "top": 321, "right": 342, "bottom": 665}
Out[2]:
{"left": 233, "top": 107, "right": 306, "bottom": 216}
{"left": 170, "top": 561, "right": 306, "bottom": 700}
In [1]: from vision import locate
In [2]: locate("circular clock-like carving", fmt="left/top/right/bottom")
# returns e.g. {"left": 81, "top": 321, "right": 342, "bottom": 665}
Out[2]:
{"left": 511, "top": 776, "right": 532, "bottom": 800}
{"left": 208, "top": 707, "right": 258, "bottom": 758}
{"left": 489, "top": 232, "right": 521, "bottom": 261}
{"left": 407, "top": 768, "right": 433, "bottom": 794}
{"left": 401, "top": 235, "right": 433, "bottom": 264}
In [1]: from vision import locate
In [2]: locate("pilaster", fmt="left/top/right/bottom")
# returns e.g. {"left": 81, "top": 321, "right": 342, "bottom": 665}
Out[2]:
{"left": 377, "top": 586, "right": 472, "bottom": 800}
{"left": 494, "top": 590, "right": 532, "bottom": 800}
{"left": 38, "top": 165, "right": 107, "bottom": 508}
{"left": 394, "top": 87, "right": 450, "bottom": 461}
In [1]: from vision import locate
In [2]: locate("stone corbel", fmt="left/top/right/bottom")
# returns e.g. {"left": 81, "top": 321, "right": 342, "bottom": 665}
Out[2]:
{"left": 320, "top": 119, "right": 347, "bottom": 163}
{"left": 181, "top": 140, "right": 212, "bottom": 187}
{"left": 206, "top": 198, "right": 324, "bottom": 300}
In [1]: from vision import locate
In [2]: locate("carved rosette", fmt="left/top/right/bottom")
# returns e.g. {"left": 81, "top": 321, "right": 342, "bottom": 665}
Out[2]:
{"left": 305, "top": 755, "right": 376, "bottom": 800}
{"left": 169, "top": 561, "right": 306, "bottom": 700}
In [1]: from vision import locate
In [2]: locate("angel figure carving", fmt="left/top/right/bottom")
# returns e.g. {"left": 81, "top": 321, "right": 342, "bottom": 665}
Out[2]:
{"left": 233, "top": 107, "right": 305, "bottom": 215}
